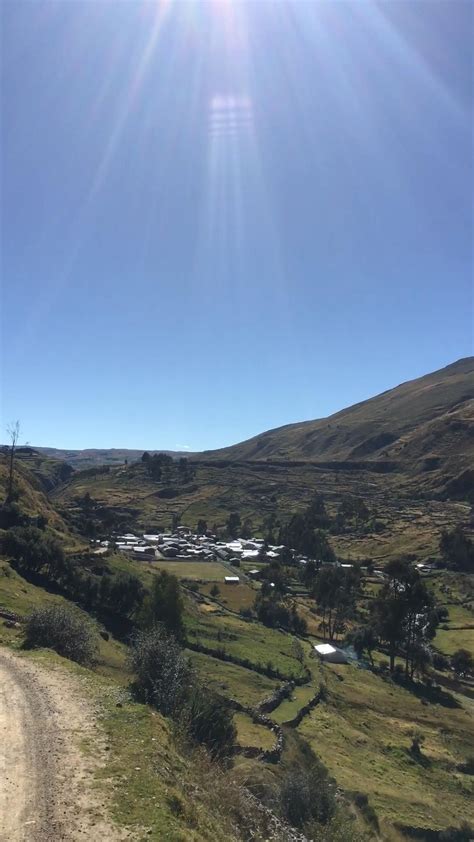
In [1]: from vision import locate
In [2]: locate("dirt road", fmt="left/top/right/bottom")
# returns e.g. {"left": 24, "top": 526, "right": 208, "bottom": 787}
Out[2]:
{"left": 0, "top": 648, "right": 130, "bottom": 842}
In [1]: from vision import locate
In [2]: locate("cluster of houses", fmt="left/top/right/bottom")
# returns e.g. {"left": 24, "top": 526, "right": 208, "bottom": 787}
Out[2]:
{"left": 93, "top": 527, "right": 349, "bottom": 568}
{"left": 94, "top": 528, "right": 284, "bottom": 566}
{"left": 91, "top": 527, "right": 390, "bottom": 584}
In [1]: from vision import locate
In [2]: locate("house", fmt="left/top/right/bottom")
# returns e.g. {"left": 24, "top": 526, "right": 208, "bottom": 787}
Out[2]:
{"left": 132, "top": 546, "right": 156, "bottom": 561}
{"left": 248, "top": 569, "right": 261, "bottom": 579}
{"left": 224, "top": 576, "right": 240, "bottom": 584}
{"left": 314, "top": 643, "right": 348, "bottom": 664}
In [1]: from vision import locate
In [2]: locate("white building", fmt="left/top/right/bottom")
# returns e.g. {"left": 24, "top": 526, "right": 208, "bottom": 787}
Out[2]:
{"left": 314, "top": 643, "right": 348, "bottom": 664}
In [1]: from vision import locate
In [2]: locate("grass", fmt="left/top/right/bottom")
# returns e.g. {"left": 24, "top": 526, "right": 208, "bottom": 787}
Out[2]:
{"left": 298, "top": 660, "right": 474, "bottom": 832}
{"left": 198, "top": 582, "right": 257, "bottom": 613}
{"left": 426, "top": 572, "right": 474, "bottom": 657}
{"left": 187, "top": 650, "right": 277, "bottom": 708}
{"left": 18, "top": 649, "right": 240, "bottom": 842}
{"left": 234, "top": 712, "right": 276, "bottom": 750}
{"left": 151, "top": 560, "right": 232, "bottom": 581}
{"left": 53, "top": 456, "right": 470, "bottom": 564}
{"left": 185, "top": 605, "right": 307, "bottom": 680}
{"left": 434, "top": 626, "right": 474, "bottom": 656}
{"left": 271, "top": 685, "right": 316, "bottom": 724}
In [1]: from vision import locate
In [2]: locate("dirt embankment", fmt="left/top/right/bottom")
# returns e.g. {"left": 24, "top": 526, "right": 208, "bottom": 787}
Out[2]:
{"left": 0, "top": 648, "right": 131, "bottom": 842}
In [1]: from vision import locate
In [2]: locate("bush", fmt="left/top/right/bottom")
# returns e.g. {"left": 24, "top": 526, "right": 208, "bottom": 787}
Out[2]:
{"left": 24, "top": 605, "right": 97, "bottom": 665}
{"left": 184, "top": 685, "right": 236, "bottom": 758}
{"left": 451, "top": 648, "right": 473, "bottom": 678}
{"left": 433, "top": 652, "right": 450, "bottom": 671}
{"left": 280, "top": 757, "right": 336, "bottom": 828}
{"left": 131, "top": 626, "right": 191, "bottom": 716}
{"left": 131, "top": 626, "right": 236, "bottom": 758}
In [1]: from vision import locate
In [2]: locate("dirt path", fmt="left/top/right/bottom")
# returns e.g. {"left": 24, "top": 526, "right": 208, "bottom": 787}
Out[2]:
{"left": 0, "top": 648, "right": 131, "bottom": 842}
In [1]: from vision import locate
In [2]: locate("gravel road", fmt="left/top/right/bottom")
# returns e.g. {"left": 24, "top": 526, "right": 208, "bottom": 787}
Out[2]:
{"left": 0, "top": 648, "right": 130, "bottom": 841}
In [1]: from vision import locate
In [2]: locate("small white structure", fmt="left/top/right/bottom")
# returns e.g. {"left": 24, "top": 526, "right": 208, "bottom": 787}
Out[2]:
{"left": 224, "top": 576, "right": 240, "bottom": 584}
{"left": 314, "top": 643, "right": 348, "bottom": 664}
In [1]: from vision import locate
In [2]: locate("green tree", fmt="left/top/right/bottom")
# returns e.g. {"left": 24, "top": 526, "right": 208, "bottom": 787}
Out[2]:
{"left": 197, "top": 518, "right": 208, "bottom": 535}
{"left": 313, "top": 566, "right": 358, "bottom": 640}
{"left": 131, "top": 626, "right": 191, "bottom": 716}
{"left": 140, "top": 571, "right": 184, "bottom": 638}
{"left": 346, "top": 625, "right": 377, "bottom": 665}
{"left": 372, "top": 559, "right": 437, "bottom": 676}
{"left": 451, "top": 648, "right": 473, "bottom": 678}
{"left": 226, "top": 511, "right": 241, "bottom": 539}
{"left": 440, "top": 526, "right": 474, "bottom": 572}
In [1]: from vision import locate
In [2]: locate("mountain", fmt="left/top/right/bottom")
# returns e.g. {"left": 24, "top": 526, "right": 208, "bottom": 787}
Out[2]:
{"left": 202, "top": 358, "right": 474, "bottom": 472}
{"left": 31, "top": 447, "right": 193, "bottom": 470}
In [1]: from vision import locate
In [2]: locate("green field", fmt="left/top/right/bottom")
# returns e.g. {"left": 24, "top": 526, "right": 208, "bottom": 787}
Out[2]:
{"left": 151, "top": 560, "right": 232, "bottom": 581}
{"left": 298, "top": 661, "right": 474, "bottom": 832}
{"left": 271, "top": 686, "right": 316, "bottom": 724}
{"left": 234, "top": 712, "right": 276, "bottom": 750}
{"left": 198, "top": 581, "right": 257, "bottom": 612}
{"left": 187, "top": 650, "right": 277, "bottom": 707}
{"left": 185, "top": 607, "right": 308, "bottom": 680}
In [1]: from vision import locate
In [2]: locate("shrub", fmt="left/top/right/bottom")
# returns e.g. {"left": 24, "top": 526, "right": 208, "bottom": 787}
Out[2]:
{"left": 458, "top": 756, "right": 474, "bottom": 775}
{"left": 409, "top": 728, "right": 425, "bottom": 756}
{"left": 280, "top": 758, "right": 336, "bottom": 828}
{"left": 433, "top": 652, "right": 450, "bottom": 671}
{"left": 131, "top": 626, "right": 236, "bottom": 758}
{"left": 184, "top": 685, "right": 236, "bottom": 758}
{"left": 451, "top": 648, "right": 473, "bottom": 678}
{"left": 131, "top": 626, "right": 191, "bottom": 717}
{"left": 24, "top": 605, "right": 97, "bottom": 665}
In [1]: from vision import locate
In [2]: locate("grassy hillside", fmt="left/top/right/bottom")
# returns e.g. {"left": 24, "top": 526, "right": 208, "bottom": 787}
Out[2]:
{"left": 47, "top": 358, "right": 473, "bottom": 566}
{"left": 203, "top": 357, "right": 474, "bottom": 467}
{"left": 33, "top": 446, "right": 193, "bottom": 469}
{"left": 298, "top": 659, "right": 474, "bottom": 835}
{"left": 54, "top": 456, "right": 470, "bottom": 563}
{"left": 1, "top": 532, "right": 473, "bottom": 840}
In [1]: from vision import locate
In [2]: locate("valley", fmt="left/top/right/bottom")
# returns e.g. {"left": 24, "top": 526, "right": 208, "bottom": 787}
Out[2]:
{"left": 1, "top": 358, "right": 473, "bottom": 841}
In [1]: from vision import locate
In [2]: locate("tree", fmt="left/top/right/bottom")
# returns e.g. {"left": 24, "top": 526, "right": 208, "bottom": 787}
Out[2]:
{"left": 346, "top": 625, "right": 377, "bottom": 665}
{"left": 141, "top": 451, "right": 151, "bottom": 463}
{"left": 372, "top": 559, "right": 438, "bottom": 676}
{"left": 178, "top": 457, "right": 189, "bottom": 484}
{"left": 140, "top": 571, "right": 184, "bottom": 638}
{"left": 226, "top": 511, "right": 241, "bottom": 539}
{"left": 313, "top": 567, "right": 358, "bottom": 640}
{"left": 440, "top": 526, "right": 474, "bottom": 573}
{"left": 4, "top": 526, "right": 64, "bottom": 577}
{"left": 5, "top": 420, "right": 21, "bottom": 502}
{"left": 451, "top": 648, "right": 473, "bottom": 678}
{"left": 305, "top": 493, "right": 331, "bottom": 530}
{"left": 280, "top": 753, "right": 336, "bottom": 828}
{"left": 131, "top": 627, "right": 236, "bottom": 757}
{"left": 197, "top": 519, "right": 208, "bottom": 535}
{"left": 108, "top": 573, "right": 144, "bottom": 617}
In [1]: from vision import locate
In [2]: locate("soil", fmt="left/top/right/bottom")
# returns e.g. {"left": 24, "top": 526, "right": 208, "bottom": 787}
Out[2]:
{"left": 0, "top": 648, "right": 132, "bottom": 841}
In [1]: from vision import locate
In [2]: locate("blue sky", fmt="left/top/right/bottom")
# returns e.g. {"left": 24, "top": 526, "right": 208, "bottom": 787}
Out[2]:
{"left": 1, "top": 0, "right": 472, "bottom": 451}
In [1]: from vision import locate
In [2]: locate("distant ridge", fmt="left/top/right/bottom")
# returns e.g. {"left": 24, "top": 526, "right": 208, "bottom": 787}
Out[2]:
{"left": 201, "top": 357, "right": 474, "bottom": 471}
{"left": 27, "top": 358, "right": 474, "bottom": 475}
{"left": 30, "top": 447, "right": 194, "bottom": 470}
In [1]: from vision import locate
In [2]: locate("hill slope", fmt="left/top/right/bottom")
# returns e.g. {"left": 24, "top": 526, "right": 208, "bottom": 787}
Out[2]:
{"left": 203, "top": 358, "right": 474, "bottom": 467}
{"left": 31, "top": 447, "right": 193, "bottom": 469}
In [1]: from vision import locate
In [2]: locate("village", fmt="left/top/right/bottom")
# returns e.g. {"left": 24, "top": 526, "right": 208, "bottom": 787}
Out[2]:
{"left": 91, "top": 526, "right": 370, "bottom": 582}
